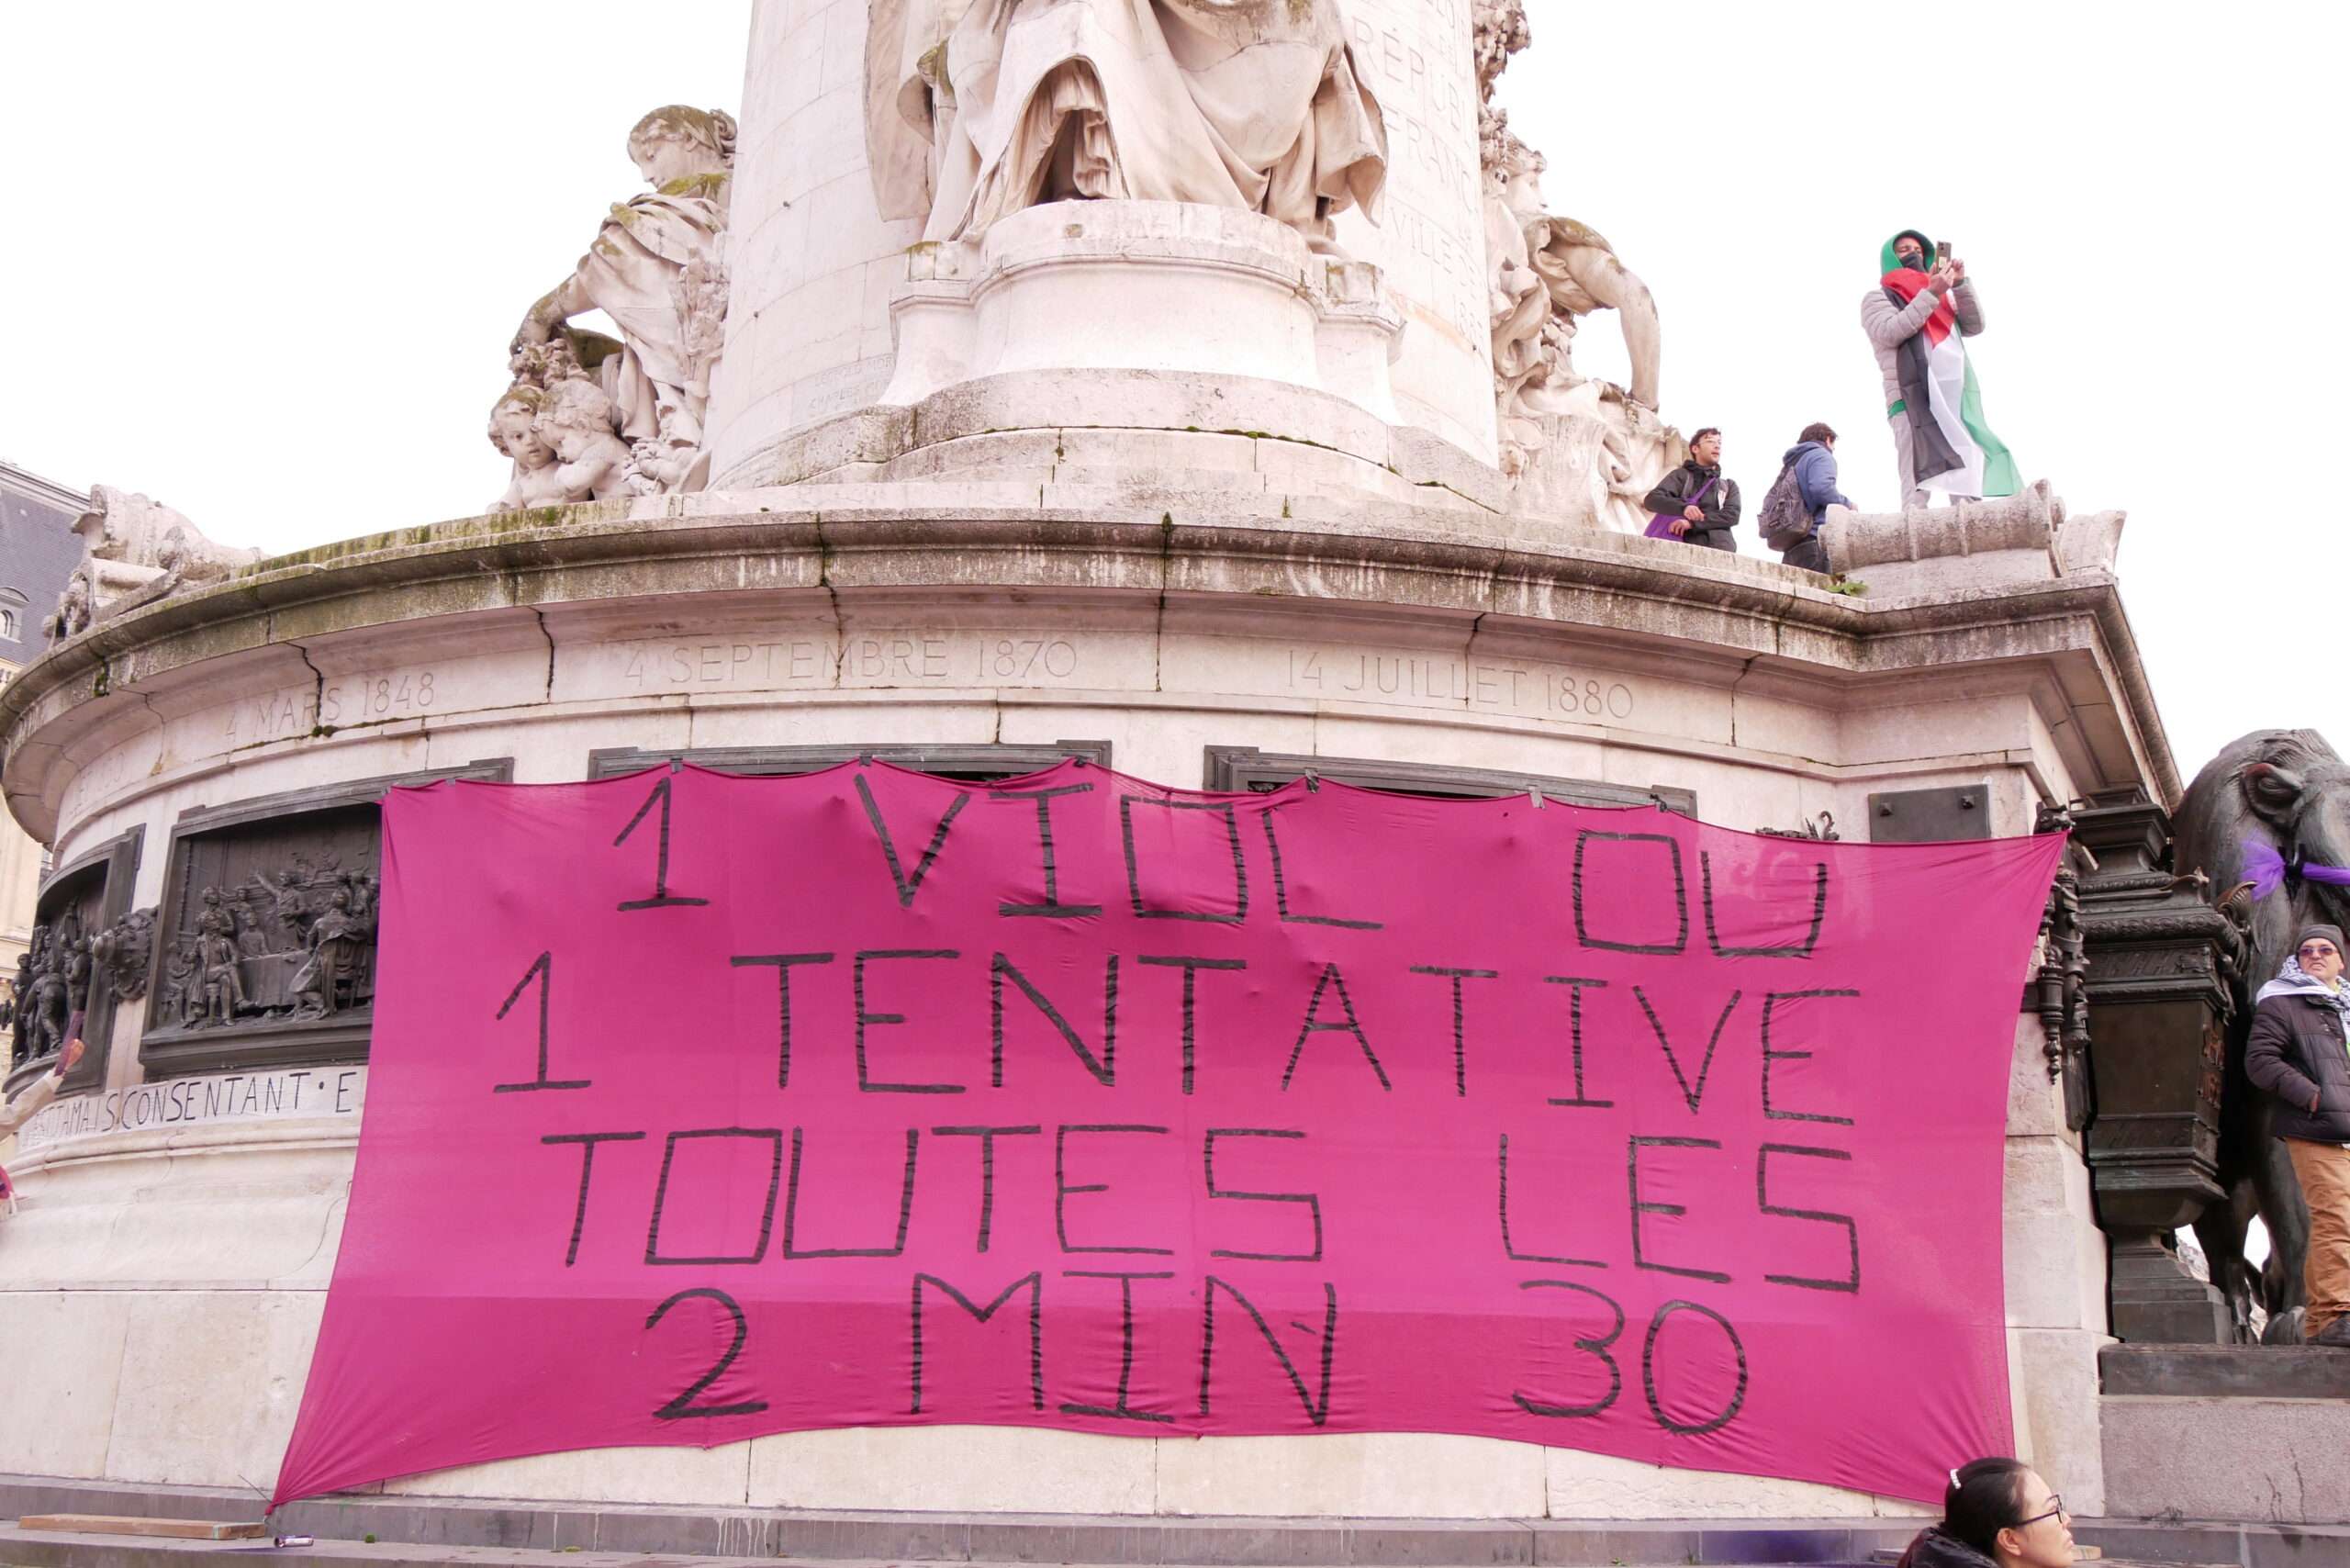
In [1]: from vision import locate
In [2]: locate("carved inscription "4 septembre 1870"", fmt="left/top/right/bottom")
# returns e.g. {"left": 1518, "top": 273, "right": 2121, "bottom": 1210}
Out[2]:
{"left": 614, "top": 636, "right": 1083, "bottom": 691}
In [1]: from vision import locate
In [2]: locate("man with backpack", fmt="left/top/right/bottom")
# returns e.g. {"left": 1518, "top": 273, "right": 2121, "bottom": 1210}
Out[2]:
{"left": 1640, "top": 428, "right": 1740, "bottom": 552}
{"left": 1760, "top": 422, "right": 1852, "bottom": 575}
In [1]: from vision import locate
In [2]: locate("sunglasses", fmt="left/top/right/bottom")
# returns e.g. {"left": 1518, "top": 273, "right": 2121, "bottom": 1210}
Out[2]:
{"left": 2015, "top": 1495, "right": 2068, "bottom": 1529}
{"left": 2302, "top": 945, "right": 2343, "bottom": 959}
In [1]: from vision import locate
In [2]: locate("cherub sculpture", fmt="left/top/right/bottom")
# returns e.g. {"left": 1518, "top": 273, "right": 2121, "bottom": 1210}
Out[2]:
{"left": 506, "top": 106, "right": 736, "bottom": 499}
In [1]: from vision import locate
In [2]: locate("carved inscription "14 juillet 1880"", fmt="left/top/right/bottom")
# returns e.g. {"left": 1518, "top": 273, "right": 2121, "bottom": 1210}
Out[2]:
{"left": 1286, "top": 650, "right": 1635, "bottom": 720}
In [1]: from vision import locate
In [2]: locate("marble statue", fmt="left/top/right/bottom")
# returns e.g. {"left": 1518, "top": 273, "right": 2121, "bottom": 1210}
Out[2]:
{"left": 866, "top": 0, "right": 1388, "bottom": 252}
{"left": 44, "top": 487, "right": 261, "bottom": 642}
{"left": 1476, "top": 0, "right": 1675, "bottom": 529}
{"left": 502, "top": 106, "right": 735, "bottom": 507}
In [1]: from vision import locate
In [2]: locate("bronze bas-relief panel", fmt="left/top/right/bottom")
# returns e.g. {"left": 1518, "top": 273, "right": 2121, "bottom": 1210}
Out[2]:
{"left": 150, "top": 805, "right": 382, "bottom": 1038}
{"left": 140, "top": 761, "right": 510, "bottom": 1079}
{"left": 5, "top": 828, "right": 144, "bottom": 1098}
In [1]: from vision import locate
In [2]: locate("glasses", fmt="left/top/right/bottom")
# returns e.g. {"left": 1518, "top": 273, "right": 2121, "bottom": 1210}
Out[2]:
{"left": 2302, "top": 945, "right": 2342, "bottom": 960}
{"left": 2015, "top": 1495, "right": 2068, "bottom": 1529}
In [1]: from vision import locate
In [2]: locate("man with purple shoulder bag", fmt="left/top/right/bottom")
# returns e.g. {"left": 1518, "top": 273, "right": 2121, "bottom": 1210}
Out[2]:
{"left": 1640, "top": 427, "right": 1740, "bottom": 552}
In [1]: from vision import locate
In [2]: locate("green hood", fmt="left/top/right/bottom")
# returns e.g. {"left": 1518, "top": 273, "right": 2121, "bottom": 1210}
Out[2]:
{"left": 1880, "top": 229, "right": 1933, "bottom": 276}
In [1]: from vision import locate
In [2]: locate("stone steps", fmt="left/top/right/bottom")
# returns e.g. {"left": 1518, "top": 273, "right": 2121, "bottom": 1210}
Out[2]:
{"left": 0, "top": 1527, "right": 2248, "bottom": 1568}
{"left": 0, "top": 1477, "right": 2324, "bottom": 1568}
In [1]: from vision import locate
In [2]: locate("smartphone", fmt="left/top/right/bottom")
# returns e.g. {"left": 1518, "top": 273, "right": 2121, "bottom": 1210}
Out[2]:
{"left": 1935, "top": 240, "right": 1953, "bottom": 266}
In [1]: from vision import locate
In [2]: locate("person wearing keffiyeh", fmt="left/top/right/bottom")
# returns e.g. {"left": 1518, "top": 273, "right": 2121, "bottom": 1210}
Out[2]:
{"left": 1861, "top": 230, "right": 2018, "bottom": 509}
{"left": 2246, "top": 924, "right": 2350, "bottom": 1345}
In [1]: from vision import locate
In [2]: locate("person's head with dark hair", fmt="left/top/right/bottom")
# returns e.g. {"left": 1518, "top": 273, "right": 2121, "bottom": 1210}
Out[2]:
{"left": 1898, "top": 1459, "right": 2075, "bottom": 1568}
{"left": 1689, "top": 428, "right": 1722, "bottom": 466}
{"left": 1798, "top": 421, "right": 1837, "bottom": 448}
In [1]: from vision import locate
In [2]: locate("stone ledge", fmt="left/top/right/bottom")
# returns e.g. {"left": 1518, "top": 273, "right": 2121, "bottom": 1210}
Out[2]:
{"left": 0, "top": 500, "right": 2154, "bottom": 745}
{"left": 2102, "top": 1344, "right": 2350, "bottom": 1399}
{"left": 0, "top": 1478, "right": 2321, "bottom": 1567}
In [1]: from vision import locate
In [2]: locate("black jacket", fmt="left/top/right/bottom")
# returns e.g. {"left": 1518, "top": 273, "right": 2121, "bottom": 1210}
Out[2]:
{"left": 1642, "top": 462, "right": 1741, "bottom": 540}
{"left": 2246, "top": 988, "right": 2350, "bottom": 1143}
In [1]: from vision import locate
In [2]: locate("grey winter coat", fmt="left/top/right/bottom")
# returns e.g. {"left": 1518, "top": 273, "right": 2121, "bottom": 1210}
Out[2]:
{"left": 1861, "top": 280, "right": 1985, "bottom": 409}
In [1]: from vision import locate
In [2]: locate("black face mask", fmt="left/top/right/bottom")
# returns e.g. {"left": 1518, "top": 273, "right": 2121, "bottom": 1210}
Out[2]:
{"left": 1899, "top": 253, "right": 1929, "bottom": 273}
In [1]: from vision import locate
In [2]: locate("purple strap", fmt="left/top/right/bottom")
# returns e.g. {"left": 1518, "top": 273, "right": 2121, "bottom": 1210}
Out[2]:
{"left": 2243, "top": 838, "right": 2350, "bottom": 900}
{"left": 1644, "top": 475, "right": 1720, "bottom": 540}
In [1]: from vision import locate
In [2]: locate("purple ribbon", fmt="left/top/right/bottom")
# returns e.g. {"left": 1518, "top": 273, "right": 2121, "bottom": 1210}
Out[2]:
{"left": 2242, "top": 838, "right": 2350, "bottom": 900}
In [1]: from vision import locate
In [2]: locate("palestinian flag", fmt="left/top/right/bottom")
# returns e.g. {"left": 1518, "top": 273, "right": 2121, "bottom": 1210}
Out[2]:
{"left": 1881, "top": 230, "right": 2019, "bottom": 498}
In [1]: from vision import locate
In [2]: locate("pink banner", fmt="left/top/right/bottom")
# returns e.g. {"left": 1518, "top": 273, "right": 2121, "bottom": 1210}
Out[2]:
{"left": 274, "top": 763, "right": 2063, "bottom": 1506}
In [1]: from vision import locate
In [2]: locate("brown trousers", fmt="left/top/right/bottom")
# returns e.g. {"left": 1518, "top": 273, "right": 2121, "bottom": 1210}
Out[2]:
{"left": 2286, "top": 1137, "right": 2350, "bottom": 1336}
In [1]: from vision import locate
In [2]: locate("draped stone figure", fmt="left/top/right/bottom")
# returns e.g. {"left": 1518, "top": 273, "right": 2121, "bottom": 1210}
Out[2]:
{"left": 1476, "top": 0, "right": 1673, "bottom": 528}
{"left": 866, "top": 0, "right": 1388, "bottom": 251}
{"left": 507, "top": 106, "right": 735, "bottom": 500}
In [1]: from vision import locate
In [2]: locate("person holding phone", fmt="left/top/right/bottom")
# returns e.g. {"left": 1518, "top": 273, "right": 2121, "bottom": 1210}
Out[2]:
{"left": 1862, "top": 229, "right": 2018, "bottom": 508}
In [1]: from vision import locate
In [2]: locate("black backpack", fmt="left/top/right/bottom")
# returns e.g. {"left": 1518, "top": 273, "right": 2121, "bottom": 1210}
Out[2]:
{"left": 1758, "top": 459, "right": 1812, "bottom": 551}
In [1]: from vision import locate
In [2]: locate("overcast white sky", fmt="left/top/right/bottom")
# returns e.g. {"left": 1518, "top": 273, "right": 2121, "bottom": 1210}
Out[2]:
{"left": 0, "top": 1, "right": 2339, "bottom": 781}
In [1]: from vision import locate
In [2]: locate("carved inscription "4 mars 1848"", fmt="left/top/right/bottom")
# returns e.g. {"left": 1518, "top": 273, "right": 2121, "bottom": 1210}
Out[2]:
{"left": 1286, "top": 651, "right": 1635, "bottom": 722}
{"left": 225, "top": 672, "right": 443, "bottom": 743}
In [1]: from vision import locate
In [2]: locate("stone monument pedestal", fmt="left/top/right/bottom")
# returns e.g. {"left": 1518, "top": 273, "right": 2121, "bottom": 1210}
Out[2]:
{"left": 882, "top": 201, "right": 1403, "bottom": 422}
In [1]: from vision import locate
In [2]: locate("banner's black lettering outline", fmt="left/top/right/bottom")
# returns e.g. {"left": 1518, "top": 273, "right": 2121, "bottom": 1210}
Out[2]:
{"left": 492, "top": 951, "right": 588, "bottom": 1092}
{"left": 1758, "top": 1144, "right": 1861, "bottom": 1293}
{"left": 1700, "top": 851, "right": 1830, "bottom": 958}
{"left": 990, "top": 784, "right": 1103, "bottom": 917}
{"left": 645, "top": 1128, "right": 785, "bottom": 1266}
{"left": 1572, "top": 831, "right": 1689, "bottom": 955}
{"left": 643, "top": 1287, "right": 770, "bottom": 1419}
{"left": 1197, "top": 1277, "right": 1337, "bottom": 1426}
{"left": 1512, "top": 1279, "right": 1624, "bottom": 1418}
{"left": 1262, "top": 809, "right": 1382, "bottom": 930}
{"left": 1055, "top": 1125, "right": 1173, "bottom": 1255}
{"left": 1628, "top": 1136, "right": 1731, "bottom": 1283}
{"left": 1541, "top": 976, "right": 1617, "bottom": 1108}
{"left": 1136, "top": 955, "right": 1248, "bottom": 1095}
{"left": 991, "top": 953, "right": 1118, "bottom": 1087}
{"left": 783, "top": 1127, "right": 921, "bottom": 1259}
{"left": 934, "top": 1125, "right": 1042, "bottom": 1252}
{"left": 1761, "top": 990, "right": 1862, "bottom": 1126}
{"left": 1411, "top": 966, "right": 1499, "bottom": 1098}
{"left": 912, "top": 1271, "right": 1045, "bottom": 1413}
{"left": 1642, "top": 1299, "right": 1749, "bottom": 1436}
{"left": 1281, "top": 962, "right": 1390, "bottom": 1091}
{"left": 1204, "top": 1128, "right": 1322, "bottom": 1261}
{"left": 1121, "top": 797, "right": 1248, "bottom": 924}
{"left": 857, "top": 775, "right": 968, "bottom": 908}
{"left": 615, "top": 773, "right": 711, "bottom": 912}
{"left": 1634, "top": 987, "right": 1742, "bottom": 1114}
{"left": 730, "top": 953, "right": 835, "bottom": 1089}
{"left": 1060, "top": 1270, "right": 1176, "bottom": 1423}
{"left": 542, "top": 1130, "right": 645, "bottom": 1266}
{"left": 1497, "top": 1133, "right": 1605, "bottom": 1269}
{"left": 855, "top": 950, "right": 967, "bottom": 1094}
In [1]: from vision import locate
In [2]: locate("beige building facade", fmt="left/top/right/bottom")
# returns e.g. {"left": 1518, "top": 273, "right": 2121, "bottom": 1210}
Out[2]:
{"left": 0, "top": 462, "right": 87, "bottom": 979}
